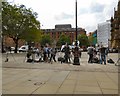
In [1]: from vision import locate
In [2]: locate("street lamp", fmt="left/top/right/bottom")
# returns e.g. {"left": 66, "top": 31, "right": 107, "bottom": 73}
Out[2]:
{"left": 75, "top": 0, "right": 78, "bottom": 46}
{"left": 73, "top": 0, "right": 80, "bottom": 65}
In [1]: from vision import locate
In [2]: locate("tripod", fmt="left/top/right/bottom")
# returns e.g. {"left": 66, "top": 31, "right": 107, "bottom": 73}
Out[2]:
{"left": 115, "top": 58, "right": 120, "bottom": 66}
{"left": 4, "top": 51, "right": 16, "bottom": 62}
{"left": 114, "top": 47, "right": 120, "bottom": 66}
{"left": 5, "top": 52, "right": 9, "bottom": 62}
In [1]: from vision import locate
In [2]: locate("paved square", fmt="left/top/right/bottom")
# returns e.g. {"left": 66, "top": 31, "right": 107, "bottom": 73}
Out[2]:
{"left": 2, "top": 52, "right": 119, "bottom": 95}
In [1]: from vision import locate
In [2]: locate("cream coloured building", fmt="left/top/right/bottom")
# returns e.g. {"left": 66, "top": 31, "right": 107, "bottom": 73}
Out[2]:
{"left": 97, "top": 21, "right": 111, "bottom": 47}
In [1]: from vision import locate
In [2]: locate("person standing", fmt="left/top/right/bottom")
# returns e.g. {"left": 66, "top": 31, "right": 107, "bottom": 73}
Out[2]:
{"left": 87, "top": 45, "right": 94, "bottom": 63}
{"left": 99, "top": 45, "right": 107, "bottom": 65}
{"left": 49, "top": 46, "right": 57, "bottom": 64}
{"left": 73, "top": 46, "right": 81, "bottom": 65}
{"left": 64, "top": 44, "right": 70, "bottom": 63}
{"left": 43, "top": 46, "right": 48, "bottom": 62}
{"left": 79, "top": 47, "right": 82, "bottom": 58}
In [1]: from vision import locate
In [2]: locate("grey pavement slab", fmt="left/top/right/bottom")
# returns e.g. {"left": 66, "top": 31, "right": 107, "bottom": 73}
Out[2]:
{"left": 2, "top": 68, "right": 118, "bottom": 94}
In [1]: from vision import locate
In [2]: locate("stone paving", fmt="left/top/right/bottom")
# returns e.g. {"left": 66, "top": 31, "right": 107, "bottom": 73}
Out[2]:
{"left": 1, "top": 52, "right": 120, "bottom": 95}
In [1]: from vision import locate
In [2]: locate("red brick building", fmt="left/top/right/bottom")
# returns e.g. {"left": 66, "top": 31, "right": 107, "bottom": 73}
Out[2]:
{"left": 42, "top": 24, "right": 86, "bottom": 43}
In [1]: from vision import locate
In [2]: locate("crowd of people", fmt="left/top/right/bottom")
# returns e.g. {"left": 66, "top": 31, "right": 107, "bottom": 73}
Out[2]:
{"left": 26, "top": 43, "right": 109, "bottom": 65}
{"left": 26, "top": 45, "right": 57, "bottom": 64}
{"left": 87, "top": 45, "right": 109, "bottom": 65}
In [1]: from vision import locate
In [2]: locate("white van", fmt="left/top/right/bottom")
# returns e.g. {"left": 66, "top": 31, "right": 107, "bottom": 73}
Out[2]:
{"left": 18, "top": 45, "right": 28, "bottom": 52}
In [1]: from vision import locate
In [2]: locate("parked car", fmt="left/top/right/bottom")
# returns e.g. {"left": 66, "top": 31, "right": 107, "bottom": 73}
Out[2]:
{"left": 109, "top": 48, "right": 118, "bottom": 53}
{"left": 11, "top": 47, "right": 15, "bottom": 51}
{"left": 18, "top": 45, "right": 28, "bottom": 52}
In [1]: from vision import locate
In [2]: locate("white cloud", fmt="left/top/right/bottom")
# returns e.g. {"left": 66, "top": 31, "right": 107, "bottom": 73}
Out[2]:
{"left": 54, "top": 12, "right": 74, "bottom": 20}
{"left": 7, "top": 0, "right": 118, "bottom": 33}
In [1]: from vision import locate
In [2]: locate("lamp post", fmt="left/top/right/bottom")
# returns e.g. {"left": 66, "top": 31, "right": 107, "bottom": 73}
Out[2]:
{"left": 75, "top": 0, "right": 78, "bottom": 46}
{"left": 73, "top": 0, "right": 80, "bottom": 65}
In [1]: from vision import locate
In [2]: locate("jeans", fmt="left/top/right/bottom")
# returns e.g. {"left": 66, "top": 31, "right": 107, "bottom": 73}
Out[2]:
{"left": 100, "top": 54, "right": 106, "bottom": 64}
{"left": 50, "top": 54, "right": 56, "bottom": 62}
{"left": 88, "top": 54, "right": 93, "bottom": 63}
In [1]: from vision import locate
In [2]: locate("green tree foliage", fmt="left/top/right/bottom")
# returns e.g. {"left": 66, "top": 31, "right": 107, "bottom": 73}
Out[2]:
{"left": 2, "top": 1, "right": 41, "bottom": 53}
{"left": 40, "top": 34, "right": 52, "bottom": 46}
{"left": 57, "top": 34, "right": 71, "bottom": 46}
{"left": 78, "top": 34, "right": 89, "bottom": 46}
{"left": 88, "top": 35, "right": 94, "bottom": 45}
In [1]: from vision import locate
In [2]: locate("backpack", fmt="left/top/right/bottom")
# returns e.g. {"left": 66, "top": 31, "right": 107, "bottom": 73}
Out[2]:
{"left": 92, "top": 57, "right": 99, "bottom": 63}
{"left": 27, "top": 59, "right": 33, "bottom": 63}
{"left": 107, "top": 58, "right": 115, "bottom": 63}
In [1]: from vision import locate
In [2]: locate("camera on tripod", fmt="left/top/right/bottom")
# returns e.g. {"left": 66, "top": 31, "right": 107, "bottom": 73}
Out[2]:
{"left": 5, "top": 46, "right": 12, "bottom": 62}
{"left": 25, "top": 42, "right": 40, "bottom": 63}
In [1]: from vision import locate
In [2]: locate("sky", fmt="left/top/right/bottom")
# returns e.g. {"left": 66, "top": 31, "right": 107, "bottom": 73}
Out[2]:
{"left": 8, "top": 0, "right": 118, "bottom": 33}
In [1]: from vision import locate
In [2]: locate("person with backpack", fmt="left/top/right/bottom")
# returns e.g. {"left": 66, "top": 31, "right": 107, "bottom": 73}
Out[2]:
{"left": 87, "top": 45, "right": 94, "bottom": 63}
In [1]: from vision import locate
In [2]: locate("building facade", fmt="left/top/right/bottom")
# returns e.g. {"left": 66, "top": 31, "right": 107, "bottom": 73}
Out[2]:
{"left": 97, "top": 21, "right": 111, "bottom": 47}
{"left": 111, "top": 0, "right": 120, "bottom": 48}
{"left": 42, "top": 24, "right": 86, "bottom": 43}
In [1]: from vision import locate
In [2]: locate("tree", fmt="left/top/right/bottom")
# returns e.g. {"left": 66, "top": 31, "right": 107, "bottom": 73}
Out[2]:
{"left": 2, "top": 1, "right": 41, "bottom": 53}
{"left": 40, "top": 34, "right": 52, "bottom": 46}
{"left": 56, "top": 34, "right": 71, "bottom": 46}
{"left": 78, "top": 34, "right": 89, "bottom": 47}
{"left": 88, "top": 35, "right": 94, "bottom": 45}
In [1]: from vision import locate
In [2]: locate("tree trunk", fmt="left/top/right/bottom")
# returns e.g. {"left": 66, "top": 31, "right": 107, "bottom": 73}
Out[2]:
{"left": 1, "top": 38, "right": 5, "bottom": 53}
{"left": 14, "top": 38, "right": 19, "bottom": 53}
{"left": 15, "top": 41, "right": 18, "bottom": 53}
{"left": 1, "top": 35, "right": 6, "bottom": 53}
